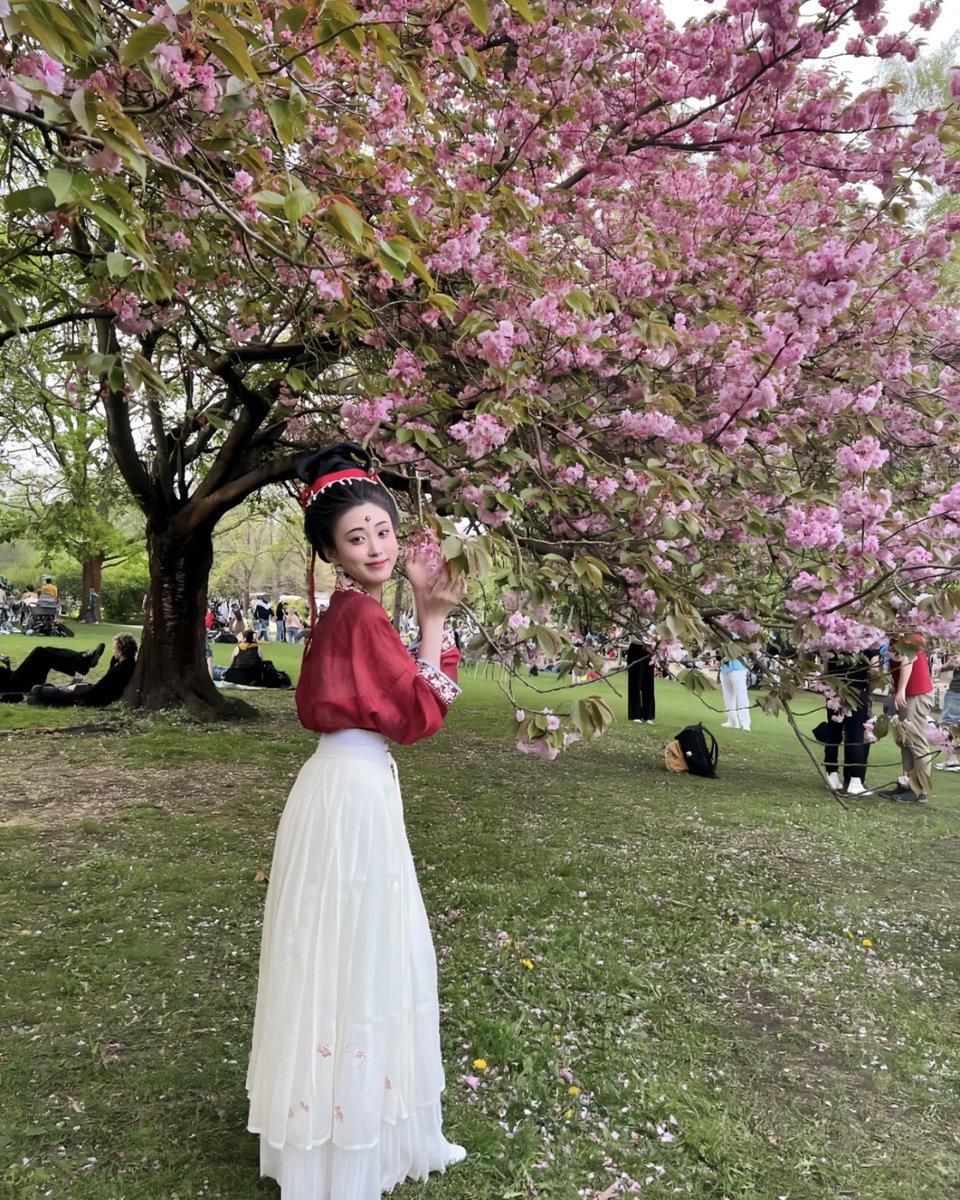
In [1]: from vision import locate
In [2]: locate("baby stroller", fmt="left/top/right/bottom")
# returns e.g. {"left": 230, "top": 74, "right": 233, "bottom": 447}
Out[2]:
{"left": 22, "top": 593, "right": 72, "bottom": 637}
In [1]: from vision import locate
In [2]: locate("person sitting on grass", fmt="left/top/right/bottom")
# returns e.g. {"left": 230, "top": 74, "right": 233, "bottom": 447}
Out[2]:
{"left": 27, "top": 635, "right": 137, "bottom": 708}
{"left": 0, "top": 642, "right": 105, "bottom": 701}
{"left": 224, "top": 630, "right": 264, "bottom": 685}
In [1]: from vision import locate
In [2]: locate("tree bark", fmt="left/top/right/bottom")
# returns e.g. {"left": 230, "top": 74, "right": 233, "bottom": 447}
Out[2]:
{"left": 77, "top": 553, "right": 103, "bottom": 623}
{"left": 128, "top": 518, "right": 256, "bottom": 719}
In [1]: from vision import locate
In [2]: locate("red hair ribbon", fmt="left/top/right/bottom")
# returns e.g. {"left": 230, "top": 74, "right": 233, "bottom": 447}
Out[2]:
{"left": 298, "top": 466, "right": 378, "bottom": 510}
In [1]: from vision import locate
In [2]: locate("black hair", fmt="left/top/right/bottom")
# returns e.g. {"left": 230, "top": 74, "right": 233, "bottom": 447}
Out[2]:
{"left": 298, "top": 442, "right": 399, "bottom": 562}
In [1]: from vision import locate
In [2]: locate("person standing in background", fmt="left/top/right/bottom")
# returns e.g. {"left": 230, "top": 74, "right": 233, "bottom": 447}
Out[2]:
{"left": 626, "top": 638, "right": 656, "bottom": 724}
{"left": 274, "top": 598, "right": 287, "bottom": 643}
{"left": 720, "top": 654, "right": 751, "bottom": 731}
{"left": 880, "top": 630, "right": 934, "bottom": 805}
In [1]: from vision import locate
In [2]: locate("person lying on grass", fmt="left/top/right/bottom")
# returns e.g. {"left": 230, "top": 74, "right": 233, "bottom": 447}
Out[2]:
{"left": 0, "top": 642, "right": 105, "bottom": 701}
{"left": 26, "top": 634, "right": 137, "bottom": 708}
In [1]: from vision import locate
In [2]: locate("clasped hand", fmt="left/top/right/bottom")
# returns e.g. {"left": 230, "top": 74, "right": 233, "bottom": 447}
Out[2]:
{"left": 403, "top": 546, "right": 467, "bottom": 617}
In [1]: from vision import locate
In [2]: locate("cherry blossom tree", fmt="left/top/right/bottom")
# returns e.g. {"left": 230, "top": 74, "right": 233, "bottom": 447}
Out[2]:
{"left": 1, "top": 0, "right": 960, "bottom": 729}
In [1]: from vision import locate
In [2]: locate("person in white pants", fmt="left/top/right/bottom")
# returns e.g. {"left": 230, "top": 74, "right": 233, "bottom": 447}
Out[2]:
{"left": 720, "top": 658, "right": 751, "bottom": 730}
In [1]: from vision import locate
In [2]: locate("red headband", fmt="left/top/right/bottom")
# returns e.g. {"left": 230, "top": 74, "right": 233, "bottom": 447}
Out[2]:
{"left": 299, "top": 467, "right": 379, "bottom": 509}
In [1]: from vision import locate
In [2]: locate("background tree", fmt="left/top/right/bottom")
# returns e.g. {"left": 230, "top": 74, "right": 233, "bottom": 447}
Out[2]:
{"left": 1, "top": 0, "right": 959, "bottom": 739}
{"left": 0, "top": 334, "right": 140, "bottom": 616}
{"left": 209, "top": 499, "right": 324, "bottom": 614}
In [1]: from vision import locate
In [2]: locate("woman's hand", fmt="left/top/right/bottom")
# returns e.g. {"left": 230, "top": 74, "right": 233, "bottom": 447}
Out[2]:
{"left": 403, "top": 543, "right": 438, "bottom": 593}
{"left": 416, "top": 571, "right": 467, "bottom": 621}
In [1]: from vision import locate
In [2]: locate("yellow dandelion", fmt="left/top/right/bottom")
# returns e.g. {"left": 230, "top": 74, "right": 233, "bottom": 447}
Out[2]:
{"left": 860, "top": 938, "right": 873, "bottom": 948}
{"left": 563, "top": 1109, "right": 573, "bottom": 1120}
{"left": 472, "top": 1058, "right": 487, "bottom": 1070}
{"left": 521, "top": 958, "right": 534, "bottom": 970}
{"left": 567, "top": 1085, "right": 580, "bottom": 1096}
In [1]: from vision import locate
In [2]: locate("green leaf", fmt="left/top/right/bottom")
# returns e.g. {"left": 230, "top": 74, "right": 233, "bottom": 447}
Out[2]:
{"left": 206, "top": 12, "right": 260, "bottom": 81}
{"left": 19, "top": 7, "right": 67, "bottom": 59}
{"left": 0, "top": 285, "right": 28, "bottom": 330}
{"left": 464, "top": 0, "right": 490, "bottom": 34}
{"left": 427, "top": 292, "right": 458, "bottom": 319}
{"left": 120, "top": 23, "right": 168, "bottom": 68}
{"left": 379, "top": 237, "right": 412, "bottom": 265}
{"left": 45, "top": 168, "right": 75, "bottom": 206}
{"left": 283, "top": 188, "right": 319, "bottom": 222}
{"left": 377, "top": 253, "right": 407, "bottom": 283}
{"left": 252, "top": 189, "right": 286, "bottom": 210}
{"left": 326, "top": 197, "right": 367, "bottom": 247}
{"left": 504, "top": 0, "right": 536, "bottom": 20}
{"left": 130, "top": 352, "right": 167, "bottom": 393}
{"left": 106, "top": 252, "right": 133, "bottom": 279}
{"left": 266, "top": 97, "right": 304, "bottom": 146}
{"left": 4, "top": 186, "right": 56, "bottom": 214}
{"left": 275, "top": 5, "right": 307, "bottom": 35}
{"left": 86, "top": 201, "right": 135, "bottom": 247}
{"left": 69, "top": 87, "right": 97, "bottom": 135}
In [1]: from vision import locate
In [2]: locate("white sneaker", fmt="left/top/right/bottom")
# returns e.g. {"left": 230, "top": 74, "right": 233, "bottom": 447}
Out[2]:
{"left": 826, "top": 772, "right": 841, "bottom": 791}
{"left": 844, "top": 777, "right": 871, "bottom": 797}
{"left": 720, "top": 722, "right": 736, "bottom": 728}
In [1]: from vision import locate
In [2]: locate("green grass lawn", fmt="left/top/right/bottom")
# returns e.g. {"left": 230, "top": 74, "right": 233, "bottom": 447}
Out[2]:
{"left": 1, "top": 638, "right": 959, "bottom": 1198}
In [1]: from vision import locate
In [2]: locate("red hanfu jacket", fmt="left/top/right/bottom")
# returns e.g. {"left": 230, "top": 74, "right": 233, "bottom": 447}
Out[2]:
{"left": 296, "top": 588, "right": 460, "bottom": 745}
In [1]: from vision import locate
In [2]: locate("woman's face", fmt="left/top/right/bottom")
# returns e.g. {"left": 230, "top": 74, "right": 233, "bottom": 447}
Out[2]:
{"left": 327, "top": 502, "right": 398, "bottom": 596}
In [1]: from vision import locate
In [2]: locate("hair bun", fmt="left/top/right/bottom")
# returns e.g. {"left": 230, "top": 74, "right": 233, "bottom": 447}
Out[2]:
{"left": 296, "top": 442, "right": 372, "bottom": 485}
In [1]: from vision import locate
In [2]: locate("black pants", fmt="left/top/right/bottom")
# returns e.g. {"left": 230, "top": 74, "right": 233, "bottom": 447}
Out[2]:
{"left": 822, "top": 683, "right": 870, "bottom": 784}
{"left": 626, "top": 642, "right": 655, "bottom": 721}
{"left": 29, "top": 683, "right": 93, "bottom": 707}
{"left": 0, "top": 646, "right": 90, "bottom": 693}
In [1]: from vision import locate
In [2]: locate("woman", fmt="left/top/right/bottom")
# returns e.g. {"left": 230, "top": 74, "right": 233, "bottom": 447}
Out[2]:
{"left": 246, "top": 443, "right": 467, "bottom": 1199}
{"left": 225, "top": 630, "right": 264, "bottom": 685}
{"left": 626, "top": 638, "right": 656, "bottom": 723}
{"left": 820, "top": 649, "right": 879, "bottom": 797}
{"left": 274, "top": 598, "right": 287, "bottom": 643}
{"left": 27, "top": 635, "right": 136, "bottom": 707}
{"left": 228, "top": 606, "right": 245, "bottom": 638}
{"left": 285, "top": 608, "right": 305, "bottom": 643}
{"left": 720, "top": 654, "right": 751, "bottom": 731}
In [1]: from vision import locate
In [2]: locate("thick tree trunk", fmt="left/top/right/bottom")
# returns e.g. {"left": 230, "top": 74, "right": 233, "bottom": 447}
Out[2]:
{"left": 127, "top": 520, "right": 255, "bottom": 719}
{"left": 77, "top": 554, "right": 103, "bottom": 623}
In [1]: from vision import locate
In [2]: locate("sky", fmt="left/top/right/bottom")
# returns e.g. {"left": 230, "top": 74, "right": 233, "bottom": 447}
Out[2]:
{"left": 662, "top": 0, "right": 958, "bottom": 88}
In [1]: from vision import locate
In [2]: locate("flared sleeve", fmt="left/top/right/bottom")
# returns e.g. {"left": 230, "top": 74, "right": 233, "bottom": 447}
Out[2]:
{"left": 296, "top": 592, "right": 460, "bottom": 745}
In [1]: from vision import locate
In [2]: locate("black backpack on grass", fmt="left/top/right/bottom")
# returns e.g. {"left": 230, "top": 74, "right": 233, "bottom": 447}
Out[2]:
{"left": 675, "top": 723, "right": 719, "bottom": 777}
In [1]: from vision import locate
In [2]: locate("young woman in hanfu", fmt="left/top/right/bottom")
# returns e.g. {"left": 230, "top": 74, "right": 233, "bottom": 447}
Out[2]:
{"left": 246, "top": 443, "right": 467, "bottom": 1198}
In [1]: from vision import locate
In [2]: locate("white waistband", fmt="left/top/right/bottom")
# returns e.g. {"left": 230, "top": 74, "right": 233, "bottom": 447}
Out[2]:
{"left": 318, "top": 729, "right": 388, "bottom": 752}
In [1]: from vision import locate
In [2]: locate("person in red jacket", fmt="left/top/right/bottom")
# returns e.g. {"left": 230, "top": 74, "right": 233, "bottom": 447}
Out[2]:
{"left": 246, "top": 443, "right": 467, "bottom": 1200}
{"left": 880, "top": 631, "right": 934, "bottom": 804}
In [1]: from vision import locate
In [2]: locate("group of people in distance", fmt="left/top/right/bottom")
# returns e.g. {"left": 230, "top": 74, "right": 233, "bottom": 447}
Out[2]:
{"left": 207, "top": 596, "right": 307, "bottom": 644}
{"left": 625, "top": 625, "right": 940, "bottom": 805}
{"left": 819, "top": 635, "right": 936, "bottom": 804}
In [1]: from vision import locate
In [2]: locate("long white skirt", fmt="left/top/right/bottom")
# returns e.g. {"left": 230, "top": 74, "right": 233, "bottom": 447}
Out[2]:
{"left": 246, "top": 729, "right": 465, "bottom": 1197}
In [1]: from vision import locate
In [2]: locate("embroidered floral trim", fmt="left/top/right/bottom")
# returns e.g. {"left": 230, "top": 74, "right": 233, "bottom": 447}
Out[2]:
{"left": 417, "top": 657, "right": 461, "bottom": 705}
{"left": 408, "top": 629, "right": 457, "bottom": 659}
{"left": 334, "top": 570, "right": 370, "bottom": 597}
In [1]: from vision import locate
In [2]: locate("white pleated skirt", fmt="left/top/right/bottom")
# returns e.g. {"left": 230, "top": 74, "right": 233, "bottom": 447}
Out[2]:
{"left": 246, "top": 729, "right": 465, "bottom": 1197}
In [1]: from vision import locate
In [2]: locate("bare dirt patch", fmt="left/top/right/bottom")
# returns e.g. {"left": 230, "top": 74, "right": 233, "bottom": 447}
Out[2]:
{"left": 0, "top": 742, "right": 278, "bottom": 829}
